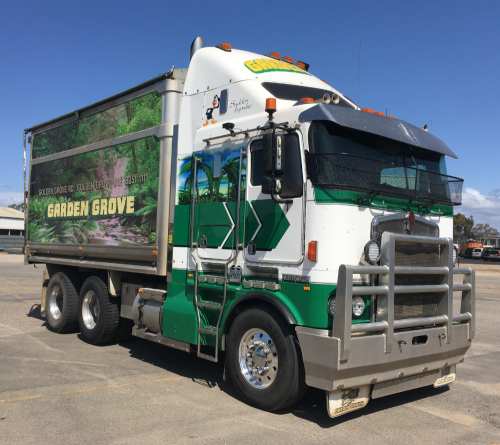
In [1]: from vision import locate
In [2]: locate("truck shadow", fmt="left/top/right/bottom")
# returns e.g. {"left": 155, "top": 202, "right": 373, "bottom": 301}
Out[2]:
{"left": 117, "top": 334, "right": 449, "bottom": 426}
{"left": 117, "top": 335, "right": 239, "bottom": 399}
{"left": 283, "top": 385, "right": 450, "bottom": 427}
{"left": 26, "top": 303, "right": 46, "bottom": 322}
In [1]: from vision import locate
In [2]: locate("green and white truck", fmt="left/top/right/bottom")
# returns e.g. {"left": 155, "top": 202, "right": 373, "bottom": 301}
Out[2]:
{"left": 24, "top": 37, "right": 475, "bottom": 417}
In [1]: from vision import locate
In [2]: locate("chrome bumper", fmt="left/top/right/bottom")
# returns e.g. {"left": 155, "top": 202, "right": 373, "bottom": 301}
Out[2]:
{"left": 296, "top": 232, "right": 475, "bottom": 392}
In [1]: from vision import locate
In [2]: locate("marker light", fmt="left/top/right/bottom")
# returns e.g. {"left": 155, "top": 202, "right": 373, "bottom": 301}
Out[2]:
{"left": 216, "top": 43, "right": 232, "bottom": 51}
{"left": 364, "top": 240, "right": 381, "bottom": 264}
{"left": 300, "top": 97, "right": 314, "bottom": 104}
{"left": 282, "top": 56, "right": 293, "bottom": 63}
{"left": 320, "top": 79, "right": 328, "bottom": 84}
{"left": 265, "top": 98, "right": 276, "bottom": 113}
{"left": 265, "top": 52, "right": 281, "bottom": 59}
{"left": 352, "top": 296, "right": 365, "bottom": 317}
{"left": 296, "top": 61, "right": 310, "bottom": 71}
{"left": 387, "top": 115, "right": 395, "bottom": 119}
{"left": 374, "top": 111, "right": 384, "bottom": 116}
{"left": 362, "top": 108, "right": 374, "bottom": 113}
{"left": 308, "top": 241, "right": 317, "bottom": 261}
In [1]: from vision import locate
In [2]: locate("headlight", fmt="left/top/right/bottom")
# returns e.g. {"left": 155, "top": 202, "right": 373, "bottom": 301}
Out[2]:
{"left": 327, "top": 296, "right": 336, "bottom": 317}
{"left": 352, "top": 296, "right": 365, "bottom": 317}
{"left": 364, "top": 240, "right": 381, "bottom": 264}
{"left": 453, "top": 246, "right": 458, "bottom": 265}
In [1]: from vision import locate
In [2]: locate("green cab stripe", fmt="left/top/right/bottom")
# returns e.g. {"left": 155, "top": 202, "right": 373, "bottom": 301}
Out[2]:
{"left": 314, "top": 187, "right": 453, "bottom": 217}
{"left": 164, "top": 269, "right": 370, "bottom": 347}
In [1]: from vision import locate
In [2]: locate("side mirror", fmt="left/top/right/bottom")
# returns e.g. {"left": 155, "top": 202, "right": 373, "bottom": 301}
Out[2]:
{"left": 262, "top": 175, "right": 273, "bottom": 194}
{"left": 262, "top": 133, "right": 274, "bottom": 175}
{"left": 262, "top": 134, "right": 285, "bottom": 176}
{"left": 261, "top": 132, "right": 293, "bottom": 204}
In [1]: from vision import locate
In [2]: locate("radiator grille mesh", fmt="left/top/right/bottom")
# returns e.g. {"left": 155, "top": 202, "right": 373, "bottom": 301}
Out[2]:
{"left": 394, "top": 293, "right": 438, "bottom": 319}
{"left": 395, "top": 242, "right": 440, "bottom": 268}
{"left": 392, "top": 241, "right": 442, "bottom": 320}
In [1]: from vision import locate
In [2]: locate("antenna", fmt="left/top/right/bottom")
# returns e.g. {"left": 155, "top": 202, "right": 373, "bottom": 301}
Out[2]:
{"left": 357, "top": 40, "right": 361, "bottom": 105}
{"left": 430, "top": 109, "right": 433, "bottom": 134}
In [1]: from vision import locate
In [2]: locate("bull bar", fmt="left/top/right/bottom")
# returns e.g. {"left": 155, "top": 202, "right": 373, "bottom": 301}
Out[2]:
{"left": 296, "top": 232, "right": 475, "bottom": 391}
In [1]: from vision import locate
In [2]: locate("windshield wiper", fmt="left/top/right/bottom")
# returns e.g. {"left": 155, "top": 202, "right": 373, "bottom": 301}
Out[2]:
{"left": 357, "top": 190, "right": 379, "bottom": 202}
{"left": 356, "top": 190, "right": 388, "bottom": 208}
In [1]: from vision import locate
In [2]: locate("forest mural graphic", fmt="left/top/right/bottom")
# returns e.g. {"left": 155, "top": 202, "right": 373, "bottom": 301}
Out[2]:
{"left": 29, "top": 92, "right": 162, "bottom": 245}
{"left": 177, "top": 150, "right": 246, "bottom": 205}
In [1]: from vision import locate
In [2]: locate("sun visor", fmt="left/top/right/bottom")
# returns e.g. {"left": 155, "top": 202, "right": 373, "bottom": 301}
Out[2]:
{"left": 298, "top": 104, "right": 458, "bottom": 159}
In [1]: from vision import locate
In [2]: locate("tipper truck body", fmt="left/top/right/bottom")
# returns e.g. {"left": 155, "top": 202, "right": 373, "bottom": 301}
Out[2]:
{"left": 24, "top": 38, "right": 475, "bottom": 417}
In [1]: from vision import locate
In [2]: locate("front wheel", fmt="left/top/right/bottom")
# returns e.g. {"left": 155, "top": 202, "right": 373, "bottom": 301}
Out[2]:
{"left": 226, "top": 307, "right": 306, "bottom": 411}
{"left": 78, "top": 276, "right": 119, "bottom": 345}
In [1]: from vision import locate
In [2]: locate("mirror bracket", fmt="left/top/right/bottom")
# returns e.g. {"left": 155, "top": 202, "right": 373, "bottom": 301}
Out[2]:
{"left": 270, "top": 192, "right": 292, "bottom": 205}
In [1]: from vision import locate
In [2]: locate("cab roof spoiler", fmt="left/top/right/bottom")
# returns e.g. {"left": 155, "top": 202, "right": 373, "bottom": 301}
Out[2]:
{"left": 298, "top": 104, "right": 458, "bottom": 159}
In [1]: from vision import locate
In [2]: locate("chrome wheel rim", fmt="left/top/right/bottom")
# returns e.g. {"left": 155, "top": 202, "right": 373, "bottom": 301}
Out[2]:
{"left": 48, "top": 285, "right": 63, "bottom": 320}
{"left": 82, "top": 291, "right": 100, "bottom": 330}
{"left": 238, "top": 328, "right": 278, "bottom": 389}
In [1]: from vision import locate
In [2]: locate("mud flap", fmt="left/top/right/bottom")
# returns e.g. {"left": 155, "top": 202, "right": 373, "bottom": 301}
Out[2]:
{"left": 326, "top": 385, "right": 370, "bottom": 418}
{"left": 434, "top": 365, "right": 456, "bottom": 387}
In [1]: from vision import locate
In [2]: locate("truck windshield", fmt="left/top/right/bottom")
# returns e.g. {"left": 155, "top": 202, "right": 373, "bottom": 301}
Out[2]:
{"left": 307, "top": 121, "right": 464, "bottom": 205}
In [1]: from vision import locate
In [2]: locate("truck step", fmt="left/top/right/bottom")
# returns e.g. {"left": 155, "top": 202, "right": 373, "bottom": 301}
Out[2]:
{"left": 197, "top": 352, "right": 218, "bottom": 362}
{"left": 198, "top": 275, "right": 225, "bottom": 284}
{"left": 199, "top": 326, "right": 217, "bottom": 335}
{"left": 196, "top": 301, "right": 222, "bottom": 309}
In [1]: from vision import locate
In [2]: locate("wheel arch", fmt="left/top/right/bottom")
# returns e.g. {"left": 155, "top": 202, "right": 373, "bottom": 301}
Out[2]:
{"left": 222, "top": 292, "right": 297, "bottom": 337}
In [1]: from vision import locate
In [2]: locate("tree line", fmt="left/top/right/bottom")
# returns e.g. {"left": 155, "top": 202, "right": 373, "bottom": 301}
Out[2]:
{"left": 453, "top": 213, "right": 499, "bottom": 242}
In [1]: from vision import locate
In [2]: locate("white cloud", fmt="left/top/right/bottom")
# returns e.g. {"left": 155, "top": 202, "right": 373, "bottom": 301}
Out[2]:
{"left": 0, "top": 192, "right": 24, "bottom": 208}
{"left": 460, "top": 187, "right": 500, "bottom": 228}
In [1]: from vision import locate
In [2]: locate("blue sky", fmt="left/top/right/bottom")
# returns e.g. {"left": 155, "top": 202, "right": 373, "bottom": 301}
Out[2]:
{"left": 1, "top": 0, "right": 499, "bottom": 225}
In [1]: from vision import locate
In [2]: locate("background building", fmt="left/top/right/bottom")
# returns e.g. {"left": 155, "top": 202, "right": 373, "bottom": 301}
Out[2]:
{"left": 0, "top": 207, "right": 24, "bottom": 249}
{"left": 479, "top": 235, "right": 500, "bottom": 248}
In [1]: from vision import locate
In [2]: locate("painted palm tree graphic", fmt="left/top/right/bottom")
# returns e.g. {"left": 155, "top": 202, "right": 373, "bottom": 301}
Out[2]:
{"left": 179, "top": 154, "right": 214, "bottom": 202}
{"left": 179, "top": 153, "right": 246, "bottom": 203}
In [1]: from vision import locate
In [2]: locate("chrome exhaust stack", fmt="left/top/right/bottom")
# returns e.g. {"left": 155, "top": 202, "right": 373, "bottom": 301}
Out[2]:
{"left": 190, "top": 36, "right": 205, "bottom": 60}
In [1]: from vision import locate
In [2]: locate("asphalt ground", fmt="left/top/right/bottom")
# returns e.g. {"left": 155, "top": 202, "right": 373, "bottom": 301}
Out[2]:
{"left": 458, "top": 256, "right": 500, "bottom": 265}
{"left": 0, "top": 253, "right": 499, "bottom": 445}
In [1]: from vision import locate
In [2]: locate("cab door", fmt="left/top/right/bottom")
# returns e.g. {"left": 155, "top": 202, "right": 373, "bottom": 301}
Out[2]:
{"left": 243, "top": 132, "right": 305, "bottom": 264}
{"left": 190, "top": 142, "right": 246, "bottom": 262}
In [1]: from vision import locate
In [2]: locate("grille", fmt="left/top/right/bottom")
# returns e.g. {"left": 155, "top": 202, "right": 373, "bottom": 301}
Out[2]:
{"left": 394, "top": 293, "right": 438, "bottom": 319}
{"left": 376, "top": 237, "right": 445, "bottom": 321}
{"left": 394, "top": 241, "right": 440, "bottom": 268}
{"left": 375, "top": 218, "right": 439, "bottom": 237}
{"left": 393, "top": 241, "right": 441, "bottom": 320}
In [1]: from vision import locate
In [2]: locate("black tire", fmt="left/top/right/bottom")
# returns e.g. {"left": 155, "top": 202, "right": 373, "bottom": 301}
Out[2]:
{"left": 226, "top": 306, "right": 306, "bottom": 411}
{"left": 78, "top": 276, "right": 119, "bottom": 345}
{"left": 45, "top": 272, "right": 79, "bottom": 333}
{"left": 115, "top": 317, "right": 135, "bottom": 342}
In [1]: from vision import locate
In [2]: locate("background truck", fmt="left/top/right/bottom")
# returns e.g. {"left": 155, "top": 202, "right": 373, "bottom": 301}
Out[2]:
{"left": 459, "top": 240, "right": 482, "bottom": 256}
{"left": 24, "top": 37, "right": 475, "bottom": 417}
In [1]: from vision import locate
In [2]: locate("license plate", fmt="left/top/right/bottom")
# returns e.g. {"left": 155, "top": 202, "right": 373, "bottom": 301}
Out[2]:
{"left": 326, "top": 385, "right": 370, "bottom": 418}
{"left": 434, "top": 365, "right": 456, "bottom": 387}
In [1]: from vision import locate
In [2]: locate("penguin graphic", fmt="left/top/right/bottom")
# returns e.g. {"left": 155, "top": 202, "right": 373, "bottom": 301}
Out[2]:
{"left": 203, "top": 94, "right": 220, "bottom": 126}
